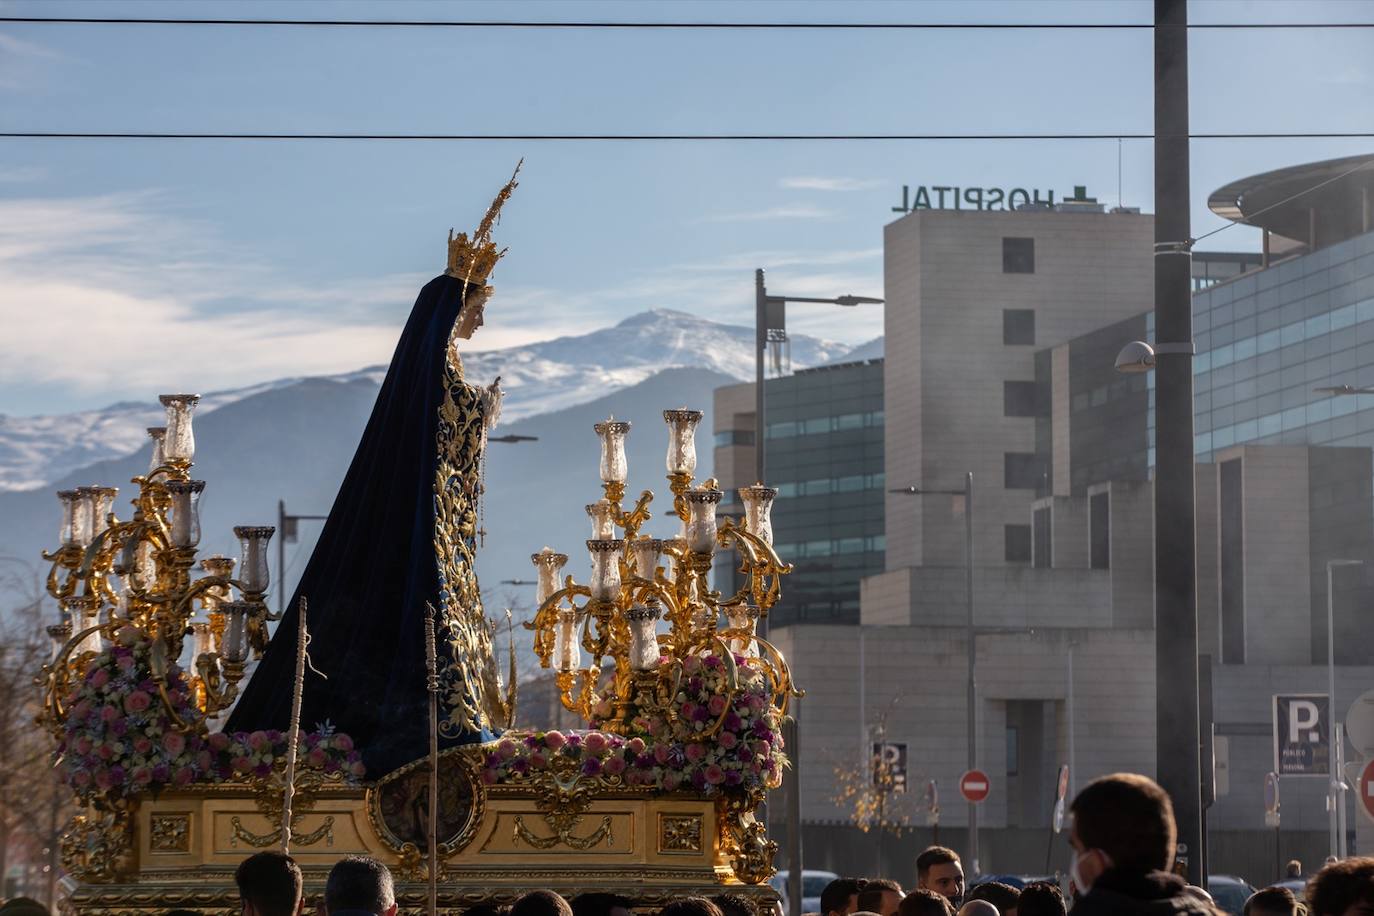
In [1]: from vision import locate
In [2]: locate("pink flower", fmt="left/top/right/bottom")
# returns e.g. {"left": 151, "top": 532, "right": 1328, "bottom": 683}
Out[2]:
{"left": 684, "top": 743, "right": 706, "bottom": 763}
{"left": 132, "top": 766, "right": 153, "bottom": 785}
{"left": 348, "top": 760, "right": 366, "bottom": 778}
{"left": 75, "top": 736, "right": 93, "bottom": 755}
{"left": 627, "top": 737, "right": 646, "bottom": 755}
{"left": 747, "top": 694, "right": 766, "bottom": 712}
{"left": 307, "top": 748, "right": 327, "bottom": 768}
{"left": 683, "top": 656, "right": 702, "bottom": 674}
{"left": 708, "top": 695, "right": 728, "bottom": 716}
{"left": 704, "top": 764, "right": 725, "bottom": 784}
{"left": 173, "top": 766, "right": 195, "bottom": 787}
{"left": 123, "top": 690, "right": 152, "bottom": 714}
{"left": 101, "top": 705, "right": 121, "bottom": 722}
{"left": 718, "top": 731, "right": 738, "bottom": 749}
{"left": 530, "top": 751, "right": 548, "bottom": 769}
{"left": 162, "top": 732, "right": 186, "bottom": 756}
{"left": 603, "top": 756, "right": 626, "bottom": 776}
{"left": 94, "top": 771, "right": 113, "bottom": 790}
{"left": 89, "top": 669, "right": 110, "bottom": 689}
{"left": 584, "top": 732, "right": 608, "bottom": 755}
{"left": 497, "top": 738, "right": 519, "bottom": 759}
{"left": 543, "top": 730, "right": 566, "bottom": 750}
{"left": 663, "top": 772, "right": 682, "bottom": 791}
{"left": 72, "top": 770, "right": 91, "bottom": 788}
{"left": 134, "top": 737, "right": 153, "bottom": 755}
{"left": 197, "top": 750, "right": 213, "bottom": 771}
{"left": 231, "top": 755, "right": 252, "bottom": 773}
{"left": 653, "top": 744, "right": 672, "bottom": 765}
{"left": 208, "top": 732, "right": 231, "bottom": 751}
{"left": 247, "top": 731, "right": 269, "bottom": 751}
{"left": 333, "top": 733, "right": 354, "bottom": 752}
{"left": 96, "top": 744, "right": 113, "bottom": 761}
{"left": 116, "top": 655, "right": 135, "bottom": 671}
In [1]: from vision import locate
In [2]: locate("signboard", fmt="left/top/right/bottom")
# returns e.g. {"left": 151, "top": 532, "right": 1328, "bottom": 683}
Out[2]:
{"left": 1264, "top": 771, "right": 1281, "bottom": 828}
{"left": 873, "top": 742, "right": 908, "bottom": 793}
{"left": 1358, "top": 759, "right": 1374, "bottom": 825}
{"left": 1273, "top": 693, "right": 1331, "bottom": 776}
{"left": 1347, "top": 689, "right": 1374, "bottom": 757}
{"left": 891, "top": 184, "right": 1096, "bottom": 214}
{"left": 1052, "top": 764, "right": 1070, "bottom": 833}
{"left": 960, "top": 769, "right": 991, "bottom": 803}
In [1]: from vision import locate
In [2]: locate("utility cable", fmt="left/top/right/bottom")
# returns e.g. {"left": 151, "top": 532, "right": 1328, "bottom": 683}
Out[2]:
{"left": 2, "top": 131, "right": 1373, "bottom": 142}
{"left": 3, "top": 17, "right": 1374, "bottom": 29}
{"left": 1191, "top": 158, "right": 1374, "bottom": 246}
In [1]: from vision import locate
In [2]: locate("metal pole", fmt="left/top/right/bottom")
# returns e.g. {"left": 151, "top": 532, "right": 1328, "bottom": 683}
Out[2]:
{"left": 1067, "top": 643, "right": 1077, "bottom": 799}
{"left": 278, "top": 499, "right": 286, "bottom": 614}
{"left": 755, "top": 268, "right": 767, "bottom": 488}
{"left": 1336, "top": 723, "right": 1349, "bottom": 859}
{"left": 1329, "top": 561, "right": 1339, "bottom": 859}
{"left": 965, "top": 470, "right": 978, "bottom": 875}
{"left": 859, "top": 628, "right": 867, "bottom": 773}
{"left": 787, "top": 703, "right": 803, "bottom": 916}
{"left": 1153, "top": 0, "right": 1203, "bottom": 887}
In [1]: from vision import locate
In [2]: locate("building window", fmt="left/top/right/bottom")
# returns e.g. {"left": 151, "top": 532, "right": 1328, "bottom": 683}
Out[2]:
{"left": 713, "top": 430, "right": 754, "bottom": 448}
{"left": 1032, "top": 506, "right": 1051, "bottom": 568}
{"left": 1004, "top": 452, "right": 1044, "bottom": 490}
{"left": 1003, "top": 237, "right": 1035, "bottom": 274}
{"left": 1003, "top": 309, "right": 1036, "bottom": 345}
{"left": 1005, "top": 524, "right": 1032, "bottom": 563}
{"left": 1004, "top": 380, "right": 1039, "bottom": 417}
{"left": 1090, "top": 491, "right": 1110, "bottom": 569}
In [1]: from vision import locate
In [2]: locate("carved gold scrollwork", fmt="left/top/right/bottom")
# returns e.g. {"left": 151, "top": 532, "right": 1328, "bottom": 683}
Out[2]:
{"left": 60, "top": 801, "right": 136, "bottom": 883}
{"left": 148, "top": 813, "right": 190, "bottom": 852}
{"left": 657, "top": 814, "right": 703, "bottom": 853}
{"left": 511, "top": 813, "right": 614, "bottom": 850}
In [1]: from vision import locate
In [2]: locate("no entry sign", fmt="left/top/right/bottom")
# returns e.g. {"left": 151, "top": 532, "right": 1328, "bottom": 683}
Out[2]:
{"left": 1359, "top": 759, "right": 1374, "bottom": 824}
{"left": 960, "top": 769, "right": 991, "bottom": 803}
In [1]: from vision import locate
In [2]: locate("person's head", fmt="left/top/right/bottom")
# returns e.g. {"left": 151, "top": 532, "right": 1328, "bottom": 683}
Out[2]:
{"left": 572, "top": 894, "right": 632, "bottom": 916}
{"left": 1013, "top": 883, "right": 1064, "bottom": 916}
{"left": 658, "top": 898, "right": 723, "bottom": 916}
{"left": 856, "top": 879, "right": 903, "bottom": 916}
{"left": 1069, "top": 773, "right": 1176, "bottom": 890}
{"left": 965, "top": 882, "right": 1018, "bottom": 916}
{"left": 1289, "top": 861, "right": 1306, "bottom": 879}
{"left": 0, "top": 899, "right": 49, "bottom": 916}
{"left": 711, "top": 895, "right": 756, "bottom": 916}
{"left": 235, "top": 852, "right": 304, "bottom": 916}
{"left": 898, "top": 889, "right": 954, "bottom": 916}
{"left": 955, "top": 903, "right": 999, "bottom": 916}
{"left": 324, "top": 856, "right": 396, "bottom": 916}
{"left": 916, "top": 847, "right": 965, "bottom": 907}
{"left": 511, "top": 893, "right": 573, "bottom": 916}
{"left": 1307, "top": 856, "right": 1374, "bottom": 916}
{"left": 1244, "top": 886, "right": 1301, "bottom": 916}
{"left": 821, "top": 879, "right": 865, "bottom": 916}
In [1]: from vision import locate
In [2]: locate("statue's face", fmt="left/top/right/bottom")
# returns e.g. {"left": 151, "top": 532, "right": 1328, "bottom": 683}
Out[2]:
{"left": 455, "top": 286, "right": 490, "bottom": 339}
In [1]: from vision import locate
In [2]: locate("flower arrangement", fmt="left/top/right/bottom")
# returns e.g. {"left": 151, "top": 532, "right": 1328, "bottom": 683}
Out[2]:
{"left": 57, "top": 627, "right": 363, "bottom": 801}
{"left": 481, "top": 652, "right": 785, "bottom": 795}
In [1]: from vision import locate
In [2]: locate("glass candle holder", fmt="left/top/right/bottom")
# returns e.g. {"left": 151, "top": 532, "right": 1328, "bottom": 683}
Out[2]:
{"left": 66, "top": 598, "right": 102, "bottom": 657}
{"left": 56, "top": 490, "right": 78, "bottom": 547}
{"left": 663, "top": 408, "right": 704, "bottom": 475}
{"left": 233, "top": 526, "right": 275, "bottom": 594}
{"left": 553, "top": 607, "right": 581, "bottom": 672}
{"left": 220, "top": 600, "right": 252, "bottom": 664}
{"left": 631, "top": 536, "right": 664, "bottom": 579}
{"left": 585, "top": 500, "right": 616, "bottom": 539}
{"left": 586, "top": 538, "right": 624, "bottom": 600}
{"left": 662, "top": 537, "right": 688, "bottom": 584}
{"left": 46, "top": 621, "right": 73, "bottom": 662}
{"left": 70, "top": 487, "right": 94, "bottom": 548}
{"left": 191, "top": 621, "right": 214, "bottom": 660}
{"left": 166, "top": 480, "right": 205, "bottom": 548}
{"left": 725, "top": 604, "right": 761, "bottom": 657}
{"left": 158, "top": 394, "right": 200, "bottom": 463}
{"left": 684, "top": 488, "right": 723, "bottom": 554}
{"left": 627, "top": 602, "right": 662, "bottom": 671}
{"left": 738, "top": 484, "right": 779, "bottom": 546}
{"left": 593, "top": 418, "right": 631, "bottom": 485}
{"left": 87, "top": 487, "right": 118, "bottom": 541}
{"left": 531, "top": 547, "right": 569, "bottom": 607}
{"left": 146, "top": 427, "right": 167, "bottom": 473}
{"left": 200, "top": 555, "right": 236, "bottom": 610}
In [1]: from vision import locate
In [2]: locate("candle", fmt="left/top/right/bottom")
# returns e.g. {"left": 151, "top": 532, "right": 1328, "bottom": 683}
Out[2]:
{"left": 586, "top": 500, "right": 616, "bottom": 539}
{"left": 738, "top": 484, "right": 779, "bottom": 546}
{"left": 663, "top": 408, "right": 703, "bottom": 476}
{"left": 593, "top": 418, "right": 631, "bottom": 485}
{"left": 158, "top": 394, "right": 200, "bottom": 463}
{"left": 684, "top": 488, "right": 723, "bottom": 554}
{"left": 553, "top": 608, "right": 581, "bottom": 672}
{"left": 627, "top": 602, "right": 662, "bottom": 671}
{"left": 233, "top": 526, "right": 275, "bottom": 594}
{"left": 587, "top": 538, "right": 624, "bottom": 600}
{"left": 531, "top": 547, "right": 569, "bottom": 607}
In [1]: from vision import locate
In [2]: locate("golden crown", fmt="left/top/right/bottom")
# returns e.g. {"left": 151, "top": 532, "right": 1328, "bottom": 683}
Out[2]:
{"left": 446, "top": 161, "right": 522, "bottom": 284}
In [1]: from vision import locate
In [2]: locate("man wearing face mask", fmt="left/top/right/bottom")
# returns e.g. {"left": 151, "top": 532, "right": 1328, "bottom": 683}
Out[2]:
{"left": 1066, "top": 773, "right": 1222, "bottom": 915}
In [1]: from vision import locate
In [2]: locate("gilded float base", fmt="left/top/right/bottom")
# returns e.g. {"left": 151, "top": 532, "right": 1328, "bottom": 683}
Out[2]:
{"left": 58, "top": 749, "right": 778, "bottom": 916}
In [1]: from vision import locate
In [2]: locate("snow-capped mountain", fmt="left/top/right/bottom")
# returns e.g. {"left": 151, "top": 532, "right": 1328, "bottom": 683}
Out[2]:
{"left": 0, "top": 310, "right": 850, "bottom": 492}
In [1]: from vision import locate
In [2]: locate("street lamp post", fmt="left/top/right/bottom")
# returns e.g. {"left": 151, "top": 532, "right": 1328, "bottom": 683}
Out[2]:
{"left": 753, "top": 269, "right": 881, "bottom": 916}
{"left": 891, "top": 473, "right": 977, "bottom": 873}
{"left": 278, "top": 500, "right": 328, "bottom": 614}
{"left": 1326, "top": 558, "right": 1362, "bottom": 859}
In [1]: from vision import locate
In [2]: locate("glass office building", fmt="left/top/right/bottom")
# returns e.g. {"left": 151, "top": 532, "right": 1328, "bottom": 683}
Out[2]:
{"left": 713, "top": 359, "right": 885, "bottom": 626}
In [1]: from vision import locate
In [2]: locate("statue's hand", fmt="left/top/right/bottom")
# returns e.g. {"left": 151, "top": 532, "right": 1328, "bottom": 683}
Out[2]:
{"left": 455, "top": 286, "right": 490, "bottom": 340}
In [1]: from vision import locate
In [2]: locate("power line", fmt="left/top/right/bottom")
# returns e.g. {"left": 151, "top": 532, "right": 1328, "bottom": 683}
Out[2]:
{"left": 3, "top": 16, "right": 1374, "bottom": 29}
{"left": 1191, "top": 157, "right": 1374, "bottom": 245}
{"left": 0, "top": 131, "right": 1371, "bottom": 142}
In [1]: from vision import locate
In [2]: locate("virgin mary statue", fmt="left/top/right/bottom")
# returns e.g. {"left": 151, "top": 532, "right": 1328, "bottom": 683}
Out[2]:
{"left": 226, "top": 169, "right": 520, "bottom": 777}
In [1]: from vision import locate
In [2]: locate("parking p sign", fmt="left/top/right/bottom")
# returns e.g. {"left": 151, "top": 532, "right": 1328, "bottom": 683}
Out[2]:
{"left": 1273, "top": 693, "right": 1330, "bottom": 777}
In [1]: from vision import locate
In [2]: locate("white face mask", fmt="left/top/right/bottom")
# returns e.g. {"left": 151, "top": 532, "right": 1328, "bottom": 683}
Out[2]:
{"left": 1071, "top": 848, "right": 1111, "bottom": 895}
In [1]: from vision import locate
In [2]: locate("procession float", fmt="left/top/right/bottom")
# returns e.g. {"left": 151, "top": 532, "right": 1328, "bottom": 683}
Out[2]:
{"left": 37, "top": 168, "right": 799, "bottom": 914}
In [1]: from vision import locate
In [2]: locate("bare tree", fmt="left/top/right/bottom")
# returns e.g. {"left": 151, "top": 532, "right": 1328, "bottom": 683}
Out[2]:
{"left": 829, "top": 697, "right": 915, "bottom": 837}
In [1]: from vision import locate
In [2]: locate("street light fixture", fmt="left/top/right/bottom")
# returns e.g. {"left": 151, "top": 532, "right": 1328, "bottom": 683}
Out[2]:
{"left": 890, "top": 474, "right": 978, "bottom": 873}
{"left": 1314, "top": 385, "right": 1374, "bottom": 396}
{"left": 489, "top": 434, "right": 539, "bottom": 444}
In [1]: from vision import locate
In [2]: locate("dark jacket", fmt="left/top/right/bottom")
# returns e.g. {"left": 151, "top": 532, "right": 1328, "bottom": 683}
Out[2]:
{"left": 1070, "top": 869, "right": 1222, "bottom": 916}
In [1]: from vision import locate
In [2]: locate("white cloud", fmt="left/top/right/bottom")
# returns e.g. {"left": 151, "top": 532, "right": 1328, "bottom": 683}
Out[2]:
{"left": 0, "top": 166, "right": 46, "bottom": 183}
{"left": 700, "top": 205, "right": 836, "bottom": 223}
{"left": 0, "top": 30, "right": 66, "bottom": 89}
{"left": 779, "top": 176, "right": 884, "bottom": 192}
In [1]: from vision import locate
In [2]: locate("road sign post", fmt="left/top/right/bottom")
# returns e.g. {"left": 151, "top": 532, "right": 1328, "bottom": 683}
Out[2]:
{"left": 1358, "top": 759, "right": 1374, "bottom": 825}
{"left": 1273, "top": 694, "right": 1331, "bottom": 777}
{"left": 960, "top": 769, "right": 991, "bottom": 804}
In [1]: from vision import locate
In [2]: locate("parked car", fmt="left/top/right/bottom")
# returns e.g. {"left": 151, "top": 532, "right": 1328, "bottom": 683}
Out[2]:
{"left": 1275, "top": 876, "right": 1308, "bottom": 897}
{"left": 769, "top": 870, "right": 840, "bottom": 915}
{"left": 1208, "top": 875, "right": 1257, "bottom": 916}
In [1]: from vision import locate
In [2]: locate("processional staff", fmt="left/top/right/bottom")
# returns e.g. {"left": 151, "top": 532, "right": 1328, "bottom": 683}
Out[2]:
{"left": 281, "top": 597, "right": 309, "bottom": 854}
{"left": 425, "top": 603, "right": 440, "bottom": 916}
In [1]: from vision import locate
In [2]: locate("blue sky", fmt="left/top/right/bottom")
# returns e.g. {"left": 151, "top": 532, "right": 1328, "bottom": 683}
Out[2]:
{"left": 1, "top": 0, "right": 1371, "bottom": 415}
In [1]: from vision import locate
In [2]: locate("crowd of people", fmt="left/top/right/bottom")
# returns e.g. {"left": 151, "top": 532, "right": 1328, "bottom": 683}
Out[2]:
{"left": 0, "top": 773, "right": 1370, "bottom": 916}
